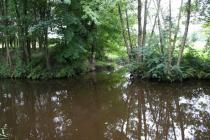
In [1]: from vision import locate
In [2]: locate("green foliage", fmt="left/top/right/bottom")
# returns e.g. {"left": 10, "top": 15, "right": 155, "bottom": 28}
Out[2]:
{"left": 0, "top": 64, "right": 11, "bottom": 78}
{"left": 27, "top": 65, "right": 44, "bottom": 79}
{"left": 0, "top": 0, "right": 120, "bottom": 79}
{"left": 181, "top": 48, "right": 210, "bottom": 79}
{"left": 0, "top": 0, "right": 209, "bottom": 82}
{"left": 11, "top": 59, "right": 26, "bottom": 78}
{"left": 131, "top": 46, "right": 210, "bottom": 81}
{"left": 130, "top": 47, "right": 168, "bottom": 81}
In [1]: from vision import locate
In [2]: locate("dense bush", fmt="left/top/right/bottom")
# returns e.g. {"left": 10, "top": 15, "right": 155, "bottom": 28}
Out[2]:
{"left": 130, "top": 47, "right": 210, "bottom": 82}
{"left": 0, "top": 45, "right": 89, "bottom": 80}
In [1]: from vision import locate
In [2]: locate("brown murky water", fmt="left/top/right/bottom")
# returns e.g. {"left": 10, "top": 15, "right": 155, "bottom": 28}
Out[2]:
{"left": 0, "top": 73, "right": 210, "bottom": 140}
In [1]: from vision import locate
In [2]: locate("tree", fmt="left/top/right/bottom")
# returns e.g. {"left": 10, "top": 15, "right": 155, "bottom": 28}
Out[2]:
{"left": 177, "top": 0, "right": 192, "bottom": 66}
{"left": 118, "top": 2, "right": 131, "bottom": 62}
{"left": 1, "top": 0, "right": 12, "bottom": 67}
{"left": 167, "top": 0, "right": 173, "bottom": 73}
{"left": 141, "top": 0, "right": 148, "bottom": 48}
{"left": 137, "top": 0, "right": 142, "bottom": 62}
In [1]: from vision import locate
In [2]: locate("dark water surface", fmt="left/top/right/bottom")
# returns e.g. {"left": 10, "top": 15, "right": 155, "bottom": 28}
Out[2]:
{"left": 0, "top": 73, "right": 210, "bottom": 140}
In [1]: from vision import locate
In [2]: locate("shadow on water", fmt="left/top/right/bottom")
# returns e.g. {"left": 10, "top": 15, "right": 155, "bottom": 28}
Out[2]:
{"left": 0, "top": 73, "right": 210, "bottom": 140}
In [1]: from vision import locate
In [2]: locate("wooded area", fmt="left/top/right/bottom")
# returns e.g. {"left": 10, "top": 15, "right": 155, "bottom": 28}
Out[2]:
{"left": 0, "top": 0, "right": 209, "bottom": 81}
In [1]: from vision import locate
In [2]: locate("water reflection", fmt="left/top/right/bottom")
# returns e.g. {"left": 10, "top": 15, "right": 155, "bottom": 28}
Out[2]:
{"left": 0, "top": 74, "right": 210, "bottom": 140}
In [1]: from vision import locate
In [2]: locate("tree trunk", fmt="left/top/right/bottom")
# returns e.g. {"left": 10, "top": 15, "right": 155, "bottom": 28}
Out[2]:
{"left": 149, "top": 0, "right": 161, "bottom": 48}
{"left": 38, "top": 35, "right": 43, "bottom": 50}
{"left": 44, "top": 29, "right": 50, "bottom": 70}
{"left": 4, "top": 0, "right": 12, "bottom": 67}
{"left": 90, "top": 44, "right": 96, "bottom": 71}
{"left": 26, "top": 37, "right": 31, "bottom": 61}
{"left": 142, "top": 0, "right": 148, "bottom": 48}
{"left": 13, "top": 0, "right": 29, "bottom": 63}
{"left": 32, "top": 38, "right": 36, "bottom": 50}
{"left": 23, "top": 0, "right": 31, "bottom": 63}
{"left": 89, "top": 24, "right": 97, "bottom": 72}
{"left": 125, "top": 7, "right": 133, "bottom": 50}
{"left": 13, "top": 0, "right": 21, "bottom": 51}
{"left": 44, "top": 0, "right": 51, "bottom": 70}
{"left": 118, "top": 3, "right": 131, "bottom": 62}
{"left": 5, "top": 38, "right": 12, "bottom": 67}
{"left": 171, "top": 0, "right": 183, "bottom": 55}
{"left": 177, "top": 0, "right": 191, "bottom": 66}
{"left": 150, "top": 0, "right": 161, "bottom": 39}
{"left": 158, "top": 15, "right": 164, "bottom": 54}
{"left": 167, "top": 0, "right": 173, "bottom": 73}
{"left": 137, "top": 0, "right": 143, "bottom": 62}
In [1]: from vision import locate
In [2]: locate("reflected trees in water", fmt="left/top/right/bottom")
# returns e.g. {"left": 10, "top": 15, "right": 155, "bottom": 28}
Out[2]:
{"left": 0, "top": 78, "right": 209, "bottom": 139}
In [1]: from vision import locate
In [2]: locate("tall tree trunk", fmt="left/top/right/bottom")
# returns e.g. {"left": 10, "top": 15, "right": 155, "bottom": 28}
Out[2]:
{"left": 23, "top": 0, "right": 31, "bottom": 63}
{"left": 38, "top": 35, "right": 43, "bottom": 50}
{"left": 90, "top": 24, "right": 97, "bottom": 71}
{"left": 13, "top": 0, "right": 21, "bottom": 52}
{"left": 32, "top": 38, "right": 36, "bottom": 50}
{"left": 150, "top": 0, "right": 161, "bottom": 38}
{"left": 118, "top": 3, "right": 131, "bottom": 62}
{"left": 149, "top": 0, "right": 161, "bottom": 48}
{"left": 137, "top": 0, "right": 143, "bottom": 62}
{"left": 13, "top": 0, "right": 29, "bottom": 63}
{"left": 167, "top": 0, "right": 173, "bottom": 73}
{"left": 26, "top": 36, "right": 31, "bottom": 61}
{"left": 125, "top": 6, "right": 133, "bottom": 50}
{"left": 158, "top": 15, "right": 164, "bottom": 54}
{"left": 171, "top": 0, "right": 183, "bottom": 55}
{"left": 2, "top": 42, "right": 5, "bottom": 50}
{"left": 177, "top": 0, "right": 191, "bottom": 66}
{"left": 5, "top": 38, "right": 12, "bottom": 67}
{"left": 44, "top": 0, "right": 51, "bottom": 70}
{"left": 44, "top": 29, "right": 50, "bottom": 70}
{"left": 32, "top": 4, "right": 38, "bottom": 51}
{"left": 142, "top": 0, "right": 148, "bottom": 48}
{"left": 4, "top": 0, "right": 12, "bottom": 67}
